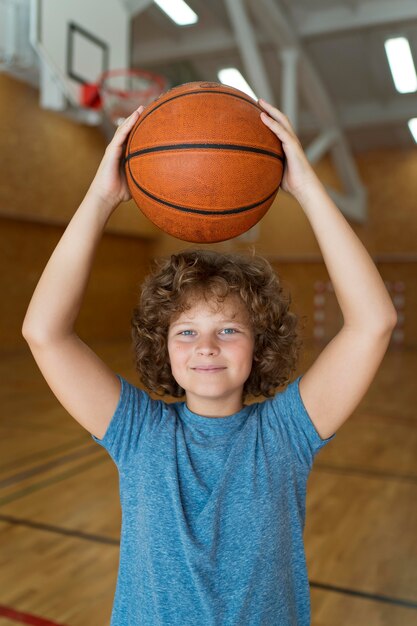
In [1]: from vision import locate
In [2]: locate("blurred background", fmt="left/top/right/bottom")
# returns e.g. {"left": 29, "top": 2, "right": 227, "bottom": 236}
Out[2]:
{"left": 0, "top": 1, "right": 416, "bottom": 625}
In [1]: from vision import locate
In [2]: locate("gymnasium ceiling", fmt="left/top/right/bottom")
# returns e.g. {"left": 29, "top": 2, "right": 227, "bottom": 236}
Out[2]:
{"left": 130, "top": 0, "right": 417, "bottom": 153}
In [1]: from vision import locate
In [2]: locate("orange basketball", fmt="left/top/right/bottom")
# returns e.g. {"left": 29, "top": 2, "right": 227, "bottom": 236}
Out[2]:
{"left": 124, "top": 82, "right": 284, "bottom": 243}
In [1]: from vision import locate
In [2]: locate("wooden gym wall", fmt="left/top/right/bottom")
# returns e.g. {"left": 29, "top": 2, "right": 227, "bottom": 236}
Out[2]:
{"left": 0, "top": 74, "right": 155, "bottom": 352}
{"left": 0, "top": 217, "right": 153, "bottom": 353}
{"left": 0, "top": 74, "right": 158, "bottom": 238}
{"left": 1, "top": 74, "right": 416, "bottom": 352}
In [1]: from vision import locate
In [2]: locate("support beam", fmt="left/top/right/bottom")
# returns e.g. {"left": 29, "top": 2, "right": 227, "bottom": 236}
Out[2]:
{"left": 221, "top": 0, "right": 274, "bottom": 101}
{"left": 132, "top": 27, "right": 269, "bottom": 65}
{"left": 249, "top": 0, "right": 367, "bottom": 222}
{"left": 280, "top": 48, "right": 299, "bottom": 131}
{"left": 339, "top": 97, "right": 417, "bottom": 129}
{"left": 326, "top": 187, "right": 366, "bottom": 222}
{"left": 299, "top": 95, "right": 417, "bottom": 132}
{"left": 305, "top": 129, "right": 339, "bottom": 165}
{"left": 120, "top": 0, "right": 153, "bottom": 17}
{"left": 298, "top": 0, "right": 417, "bottom": 37}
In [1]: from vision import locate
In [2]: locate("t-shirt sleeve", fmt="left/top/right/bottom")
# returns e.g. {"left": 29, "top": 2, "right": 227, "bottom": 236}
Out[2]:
{"left": 90, "top": 374, "right": 150, "bottom": 469}
{"left": 270, "top": 374, "right": 336, "bottom": 471}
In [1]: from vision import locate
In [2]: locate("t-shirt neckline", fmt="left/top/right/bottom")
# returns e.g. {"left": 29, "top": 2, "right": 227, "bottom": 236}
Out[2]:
{"left": 180, "top": 402, "right": 252, "bottom": 435}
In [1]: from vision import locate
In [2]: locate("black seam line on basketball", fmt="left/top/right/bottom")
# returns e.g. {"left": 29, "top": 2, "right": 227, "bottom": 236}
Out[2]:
{"left": 125, "top": 144, "right": 284, "bottom": 163}
{"left": 128, "top": 88, "right": 264, "bottom": 153}
{"left": 128, "top": 177, "right": 280, "bottom": 216}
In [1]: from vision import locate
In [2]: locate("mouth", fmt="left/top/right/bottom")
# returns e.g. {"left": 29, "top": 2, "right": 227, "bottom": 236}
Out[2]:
{"left": 191, "top": 367, "right": 226, "bottom": 372}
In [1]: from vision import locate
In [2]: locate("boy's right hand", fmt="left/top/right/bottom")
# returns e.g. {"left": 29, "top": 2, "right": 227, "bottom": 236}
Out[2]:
{"left": 87, "top": 105, "right": 145, "bottom": 210}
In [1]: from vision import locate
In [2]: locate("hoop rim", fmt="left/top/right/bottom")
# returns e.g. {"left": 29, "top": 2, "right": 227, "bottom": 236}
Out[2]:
{"left": 98, "top": 68, "right": 167, "bottom": 100}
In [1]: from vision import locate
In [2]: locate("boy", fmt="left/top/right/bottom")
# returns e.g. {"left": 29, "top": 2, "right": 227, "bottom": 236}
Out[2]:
{"left": 22, "top": 99, "right": 397, "bottom": 625}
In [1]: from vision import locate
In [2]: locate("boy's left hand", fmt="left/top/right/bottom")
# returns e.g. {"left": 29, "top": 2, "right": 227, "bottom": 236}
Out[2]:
{"left": 258, "top": 99, "right": 318, "bottom": 200}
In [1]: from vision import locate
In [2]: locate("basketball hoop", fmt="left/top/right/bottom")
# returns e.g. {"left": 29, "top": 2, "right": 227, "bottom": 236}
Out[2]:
{"left": 80, "top": 68, "right": 168, "bottom": 126}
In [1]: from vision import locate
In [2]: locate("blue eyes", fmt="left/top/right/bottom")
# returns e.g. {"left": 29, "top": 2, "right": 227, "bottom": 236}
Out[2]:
{"left": 179, "top": 328, "right": 238, "bottom": 336}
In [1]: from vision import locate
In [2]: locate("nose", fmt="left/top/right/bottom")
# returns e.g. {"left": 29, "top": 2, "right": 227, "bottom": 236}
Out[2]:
{"left": 195, "top": 335, "right": 220, "bottom": 356}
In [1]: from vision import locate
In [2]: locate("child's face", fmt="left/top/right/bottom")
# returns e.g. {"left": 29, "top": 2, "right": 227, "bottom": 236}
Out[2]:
{"left": 167, "top": 295, "right": 255, "bottom": 417}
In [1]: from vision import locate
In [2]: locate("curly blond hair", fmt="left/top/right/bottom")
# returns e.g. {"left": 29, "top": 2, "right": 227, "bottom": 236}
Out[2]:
{"left": 131, "top": 248, "right": 305, "bottom": 400}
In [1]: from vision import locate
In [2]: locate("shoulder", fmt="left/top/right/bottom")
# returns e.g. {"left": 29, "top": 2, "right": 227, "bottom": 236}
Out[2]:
{"left": 256, "top": 375, "right": 335, "bottom": 465}
{"left": 260, "top": 376, "right": 302, "bottom": 412}
{"left": 93, "top": 375, "right": 167, "bottom": 443}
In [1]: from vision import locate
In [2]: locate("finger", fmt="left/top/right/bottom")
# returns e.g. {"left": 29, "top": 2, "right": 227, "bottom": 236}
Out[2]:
{"left": 259, "top": 110, "right": 296, "bottom": 144}
{"left": 259, "top": 110, "right": 285, "bottom": 134}
{"left": 258, "top": 99, "right": 293, "bottom": 132}
{"left": 112, "top": 105, "right": 144, "bottom": 145}
{"left": 116, "top": 105, "right": 144, "bottom": 132}
{"left": 257, "top": 98, "right": 283, "bottom": 117}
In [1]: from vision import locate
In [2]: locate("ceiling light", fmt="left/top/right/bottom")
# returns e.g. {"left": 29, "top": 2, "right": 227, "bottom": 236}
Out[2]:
{"left": 384, "top": 37, "right": 417, "bottom": 93}
{"left": 153, "top": 0, "right": 198, "bottom": 26}
{"left": 408, "top": 118, "right": 417, "bottom": 143}
{"left": 217, "top": 68, "right": 257, "bottom": 100}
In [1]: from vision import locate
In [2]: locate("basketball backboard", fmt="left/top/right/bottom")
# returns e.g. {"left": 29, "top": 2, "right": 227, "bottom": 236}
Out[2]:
{"left": 31, "top": 0, "right": 131, "bottom": 114}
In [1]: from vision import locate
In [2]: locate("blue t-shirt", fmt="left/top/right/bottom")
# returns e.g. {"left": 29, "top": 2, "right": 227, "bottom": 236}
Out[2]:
{"left": 91, "top": 374, "right": 335, "bottom": 626}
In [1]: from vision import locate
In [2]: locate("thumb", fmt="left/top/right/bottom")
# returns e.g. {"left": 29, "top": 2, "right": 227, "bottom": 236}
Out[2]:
{"left": 111, "top": 105, "right": 145, "bottom": 148}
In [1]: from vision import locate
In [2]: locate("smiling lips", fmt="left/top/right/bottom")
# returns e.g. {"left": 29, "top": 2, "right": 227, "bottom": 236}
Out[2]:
{"left": 192, "top": 366, "right": 226, "bottom": 372}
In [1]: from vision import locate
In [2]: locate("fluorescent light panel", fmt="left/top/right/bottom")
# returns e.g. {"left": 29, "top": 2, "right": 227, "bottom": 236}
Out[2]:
{"left": 384, "top": 37, "right": 417, "bottom": 93}
{"left": 217, "top": 68, "right": 257, "bottom": 100}
{"left": 153, "top": 0, "right": 198, "bottom": 26}
{"left": 408, "top": 118, "right": 417, "bottom": 143}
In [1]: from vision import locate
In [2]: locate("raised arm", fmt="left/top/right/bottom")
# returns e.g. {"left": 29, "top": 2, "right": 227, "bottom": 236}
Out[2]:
{"left": 259, "top": 99, "right": 397, "bottom": 440}
{"left": 22, "top": 106, "right": 144, "bottom": 439}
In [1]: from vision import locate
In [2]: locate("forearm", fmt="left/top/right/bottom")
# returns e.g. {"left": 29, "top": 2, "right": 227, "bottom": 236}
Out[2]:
{"left": 22, "top": 190, "right": 115, "bottom": 342}
{"left": 295, "top": 175, "right": 397, "bottom": 331}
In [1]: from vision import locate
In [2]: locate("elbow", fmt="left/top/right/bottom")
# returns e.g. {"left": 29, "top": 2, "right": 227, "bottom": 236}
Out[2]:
{"left": 374, "top": 312, "right": 398, "bottom": 337}
{"left": 22, "top": 320, "right": 74, "bottom": 346}
{"left": 21, "top": 323, "right": 39, "bottom": 345}
{"left": 372, "top": 302, "right": 399, "bottom": 333}
{"left": 345, "top": 310, "right": 398, "bottom": 336}
{"left": 21, "top": 318, "right": 32, "bottom": 342}
{"left": 384, "top": 309, "right": 398, "bottom": 332}
{"left": 22, "top": 320, "right": 50, "bottom": 346}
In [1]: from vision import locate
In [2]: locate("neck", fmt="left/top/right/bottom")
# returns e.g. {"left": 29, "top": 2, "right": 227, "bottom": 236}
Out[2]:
{"left": 185, "top": 394, "right": 244, "bottom": 418}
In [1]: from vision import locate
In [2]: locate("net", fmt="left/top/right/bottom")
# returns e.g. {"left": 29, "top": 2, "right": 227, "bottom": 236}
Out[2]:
{"left": 98, "top": 68, "right": 168, "bottom": 125}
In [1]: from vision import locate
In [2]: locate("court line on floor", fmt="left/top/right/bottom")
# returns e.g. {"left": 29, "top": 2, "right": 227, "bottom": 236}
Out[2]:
{"left": 0, "top": 445, "right": 102, "bottom": 489}
{"left": 1, "top": 454, "right": 416, "bottom": 512}
{"left": 0, "top": 421, "right": 78, "bottom": 433}
{"left": 2, "top": 514, "right": 416, "bottom": 612}
{"left": 0, "top": 604, "right": 67, "bottom": 625}
{"left": 314, "top": 462, "right": 417, "bottom": 484}
{"left": 0, "top": 455, "right": 108, "bottom": 506}
{"left": 310, "top": 581, "right": 417, "bottom": 610}
{"left": 0, "top": 513, "right": 118, "bottom": 545}
{"left": 0, "top": 436, "right": 89, "bottom": 473}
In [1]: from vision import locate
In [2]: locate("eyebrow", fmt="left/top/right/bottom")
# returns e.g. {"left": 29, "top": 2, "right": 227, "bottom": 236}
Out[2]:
{"left": 170, "top": 318, "right": 245, "bottom": 328}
